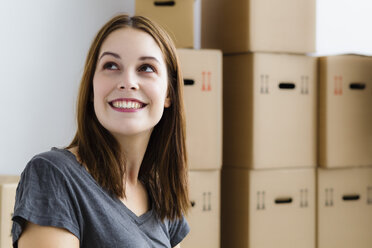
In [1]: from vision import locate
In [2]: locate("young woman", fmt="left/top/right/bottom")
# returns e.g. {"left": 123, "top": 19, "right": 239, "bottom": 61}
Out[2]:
{"left": 12, "top": 14, "right": 190, "bottom": 248}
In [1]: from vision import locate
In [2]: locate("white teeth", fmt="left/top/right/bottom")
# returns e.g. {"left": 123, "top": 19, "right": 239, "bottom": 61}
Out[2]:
{"left": 112, "top": 100, "right": 142, "bottom": 109}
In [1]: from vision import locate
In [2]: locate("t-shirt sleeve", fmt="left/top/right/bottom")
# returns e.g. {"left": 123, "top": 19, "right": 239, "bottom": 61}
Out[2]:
{"left": 168, "top": 215, "right": 190, "bottom": 247}
{"left": 11, "top": 156, "right": 80, "bottom": 246}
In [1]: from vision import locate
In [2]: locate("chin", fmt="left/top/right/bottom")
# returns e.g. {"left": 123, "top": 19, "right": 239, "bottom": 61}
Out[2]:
{"left": 110, "top": 127, "right": 154, "bottom": 138}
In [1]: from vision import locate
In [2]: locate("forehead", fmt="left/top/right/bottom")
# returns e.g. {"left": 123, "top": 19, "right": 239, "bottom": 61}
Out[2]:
{"left": 99, "top": 28, "right": 164, "bottom": 61}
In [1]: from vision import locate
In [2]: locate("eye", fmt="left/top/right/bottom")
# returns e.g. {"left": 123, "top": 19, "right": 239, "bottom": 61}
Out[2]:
{"left": 138, "top": 64, "right": 156, "bottom": 73}
{"left": 103, "top": 62, "right": 119, "bottom": 70}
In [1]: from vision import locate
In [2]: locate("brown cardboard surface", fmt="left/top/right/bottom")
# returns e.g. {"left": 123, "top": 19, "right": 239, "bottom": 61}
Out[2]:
{"left": 201, "top": 0, "right": 315, "bottom": 54}
{"left": 223, "top": 53, "right": 317, "bottom": 169}
{"left": 178, "top": 49, "right": 222, "bottom": 170}
{"left": 183, "top": 170, "right": 220, "bottom": 248}
{"left": 135, "top": 0, "right": 194, "bottom": 48}
{"left": 0, "top": 176, "right": 20, "bottom": 248}
{"left": 221, "top": 168, "right": 315, "bottom": 248}
{"left": 318, "top": 55, "right": 372, "bottom": 168}
{"left": 318, "top": 167, "right": 372, "bottom": 248}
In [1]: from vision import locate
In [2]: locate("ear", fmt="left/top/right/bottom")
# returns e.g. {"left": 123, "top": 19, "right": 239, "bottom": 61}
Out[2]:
{"left": 164, "top": 97, "right": 171, "bottom": 108}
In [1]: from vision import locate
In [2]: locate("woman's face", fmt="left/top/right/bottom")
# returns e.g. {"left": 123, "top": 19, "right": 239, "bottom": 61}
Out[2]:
{"left": 93, "top": 28, "right": 170, "bottom": 140}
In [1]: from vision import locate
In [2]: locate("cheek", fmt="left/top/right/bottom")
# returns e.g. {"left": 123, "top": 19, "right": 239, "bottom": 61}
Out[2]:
{"left": 156, "top": 83, "right": 169, "bottom": 106}
{"left": 146, "top": 77, "right": 168, "bottom": 100}
{"left": 92, "top": 82, "right": 110, "bottom": 117}
{"left": 93, "top": 77, "right": 110, "bottom": 101}
{"left": 159, "top": 75, "right": 169, "bottom": 99}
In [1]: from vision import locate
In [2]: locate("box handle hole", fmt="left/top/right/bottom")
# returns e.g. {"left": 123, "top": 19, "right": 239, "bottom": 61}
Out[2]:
{"left": 154, "top": 1, "right": 175, "bottom": 6}
{"left": 275, "top": 197, "right": 293, "bottom": 204}
{"left": 349, "top": 83, "right": 366, "bottom": 90}
{"left": 342, "top": 194, "right": 360, "bottom": 201}
{"left": 279, "top": 82, "right": 295, "bottom": 90}
{"left": 184, "top": 79, "right": 195, "bottom": 85}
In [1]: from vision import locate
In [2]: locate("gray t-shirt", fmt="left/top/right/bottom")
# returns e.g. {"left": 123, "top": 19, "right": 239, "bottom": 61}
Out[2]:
{"left": 12, "top": 148, "right": 189, "bottom": 248}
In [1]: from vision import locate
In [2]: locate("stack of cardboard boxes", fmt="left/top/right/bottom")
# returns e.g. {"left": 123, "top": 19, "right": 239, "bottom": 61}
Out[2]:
{"left": 202, "top": 0, "right": 372, "bottom": 247}
{"left": 318, "top": 55, "right": 372, "bottom": 248}
{"left": 199, "top": 0, "right": 372, "bottom": 247}
{"left": 136, "top": 1, "right": 223, "bottom": 248}
{"left": 177, "top": 49, "right": 222, "bottom": 248}
{"left": 200, "top": 0, "right": 318, "bottom": 247}
{"left": 0, "top": 176, "right": 20, "bottom": 248}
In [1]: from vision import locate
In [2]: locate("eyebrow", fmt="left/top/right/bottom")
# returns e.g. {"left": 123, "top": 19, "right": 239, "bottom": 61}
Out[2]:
{"left": 98, "top": 52, "right": 161, "bottom": 64}
{"left": 99, "top": 51, "right": 121, "bottom": 61}
{"left": 139, "top": 56, "right": 161, "bottom": 64}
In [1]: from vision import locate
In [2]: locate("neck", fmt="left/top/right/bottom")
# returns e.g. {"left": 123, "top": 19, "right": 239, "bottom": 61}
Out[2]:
{"left": 116, "top": 131, "right": 152, "bottom": 185}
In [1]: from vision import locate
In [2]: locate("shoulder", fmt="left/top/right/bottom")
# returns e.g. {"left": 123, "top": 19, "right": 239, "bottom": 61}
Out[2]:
{"left": 12, "top": 148, "right": 83, "bottom": 243}
{"left": 29, "top": 147, "right": 75, "bottom": 168}
{"left": 24, "top": 148, "right": 80, "bottom": 179}
{"left": 18, "top": 148, "right": 84, "bottom": 194}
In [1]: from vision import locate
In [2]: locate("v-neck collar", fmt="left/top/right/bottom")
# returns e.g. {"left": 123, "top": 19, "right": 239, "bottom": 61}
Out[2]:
{"left": 117, "top": 199, "right": 154, "bottom": 225}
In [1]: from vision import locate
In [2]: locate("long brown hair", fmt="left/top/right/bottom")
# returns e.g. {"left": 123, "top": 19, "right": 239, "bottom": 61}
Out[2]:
{"left": 68, "top": 14, "right": 189, "bottom": 220}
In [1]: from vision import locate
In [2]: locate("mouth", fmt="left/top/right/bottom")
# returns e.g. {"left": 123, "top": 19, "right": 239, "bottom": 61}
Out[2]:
{"left": 109, "top": 99, "right": 147, "bottom": 110}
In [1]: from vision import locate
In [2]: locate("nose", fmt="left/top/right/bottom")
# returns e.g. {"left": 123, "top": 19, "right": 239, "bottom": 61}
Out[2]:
{"left": 118, "top": 70, "right": 139, "bottom": 90}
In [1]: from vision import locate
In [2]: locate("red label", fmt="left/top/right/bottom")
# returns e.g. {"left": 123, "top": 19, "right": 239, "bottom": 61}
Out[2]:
{"left": 201, "top": 71, "right": 212, "bottom": 92}
{"left": 334, "top": 75, "right": 343, "bottom": 96}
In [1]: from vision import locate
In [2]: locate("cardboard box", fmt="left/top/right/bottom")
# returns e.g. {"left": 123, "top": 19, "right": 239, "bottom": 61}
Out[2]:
{"left": 0, "top": 176, "right": 20, "bottom": 248}
{"left": 318, "top": 167, "right": 372, "bottom": 248}
{"left": 223, "top": 53, "right": 316, "bottom": 169}
{"left": 178, "top": 49, "right": 222, "bottom": 170}
{"left": 183, "top": 170, "right": 220, "bottom": 248}
{"left": 201, "top": 0, "right": 315, "bottom": 54}
{"left": 221, "top": 168, "right": 315, "bottom": 248}
{"left": 318, "top": 55, "right": 372, "bottom": 168}
{"left": 135, "top": 0, "right": 194, "bottom": 48}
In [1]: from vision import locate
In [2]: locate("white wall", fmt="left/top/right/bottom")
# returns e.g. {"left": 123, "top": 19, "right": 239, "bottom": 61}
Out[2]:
{"left": 316, "top": 0, "right": 372, "bottom": 56}
{"left": 0, "top": 0, "right": 135, "bottom": 174}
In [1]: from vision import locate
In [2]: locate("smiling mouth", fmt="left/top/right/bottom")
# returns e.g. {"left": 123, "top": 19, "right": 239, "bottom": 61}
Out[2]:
{"left": 109, "top": 99, "right": 147, "bottom": 110}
